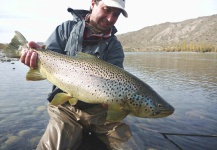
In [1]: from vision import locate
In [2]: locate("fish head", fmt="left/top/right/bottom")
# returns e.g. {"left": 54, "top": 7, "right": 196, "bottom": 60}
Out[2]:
{"left": 128, "top": 88, "right": 175, "bottom": 118}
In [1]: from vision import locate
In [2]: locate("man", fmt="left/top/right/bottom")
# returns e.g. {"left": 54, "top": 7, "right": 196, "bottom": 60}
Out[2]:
{"left": 21, "top": 0, "right": 132, "bottom": 149}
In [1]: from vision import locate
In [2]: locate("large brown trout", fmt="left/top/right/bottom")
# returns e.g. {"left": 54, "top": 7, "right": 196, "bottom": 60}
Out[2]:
{"left": 2, "top": 31, "right": 174, "bottom": 122}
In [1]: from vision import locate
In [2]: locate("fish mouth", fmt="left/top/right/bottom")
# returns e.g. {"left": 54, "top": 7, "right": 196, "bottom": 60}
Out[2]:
{"left": 152, "top": 108, "right": 175, "bottom": 118}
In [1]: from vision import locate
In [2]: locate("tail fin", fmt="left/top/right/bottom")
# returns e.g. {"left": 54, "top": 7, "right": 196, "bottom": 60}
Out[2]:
{"left": 2, "top": 31, "right": 28, "bottom": 58}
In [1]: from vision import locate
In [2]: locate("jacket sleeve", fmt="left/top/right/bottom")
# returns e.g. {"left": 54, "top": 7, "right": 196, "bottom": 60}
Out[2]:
{"left": 105, "top": 36, "right": 125, "bottom": 69}
{"left": 45, "top": 21, "right": 75, "bottom": 53}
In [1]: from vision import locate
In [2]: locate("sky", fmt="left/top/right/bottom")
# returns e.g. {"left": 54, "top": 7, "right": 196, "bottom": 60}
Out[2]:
{"left": 1, "top": 0, "right": 217, "bottom": 43}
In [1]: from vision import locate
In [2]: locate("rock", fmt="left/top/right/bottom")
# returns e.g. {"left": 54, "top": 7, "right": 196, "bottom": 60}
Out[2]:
{"left": 185, "top": 110, "right": 205, "bottom": 119}
{"left": 36, "top": 106, "right": 46, "bottom": 111}
{"left": 30, "top": 136, "right": 41, "bottom": 147}
{"left": 0, "top": 52, "right": 19, "bottom": 62}
{"left": 18, "top": 128, "right": 37, "bottom": 138}
{"left": 1, "top": 135, "right": 25, "bottom": 149}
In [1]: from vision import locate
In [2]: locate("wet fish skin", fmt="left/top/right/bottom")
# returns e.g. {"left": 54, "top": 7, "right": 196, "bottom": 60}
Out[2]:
{"left": 3, "top": 31, "right": 175, "bottom": 122}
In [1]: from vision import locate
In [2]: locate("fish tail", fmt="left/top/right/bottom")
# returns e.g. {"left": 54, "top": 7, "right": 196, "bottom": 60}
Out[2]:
{"left": 2, "top": 31, "right": 28, "bottom": 58}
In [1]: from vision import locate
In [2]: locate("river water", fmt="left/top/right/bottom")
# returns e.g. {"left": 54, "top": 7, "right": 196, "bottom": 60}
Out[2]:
{"left": 0, "top": 52, "right": 216, "bottom": 150}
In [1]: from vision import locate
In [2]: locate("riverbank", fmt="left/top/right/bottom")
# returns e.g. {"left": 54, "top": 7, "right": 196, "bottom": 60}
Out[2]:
{"left": 0, "top": 52, "right": 19, "bottom": 62}
{"left": 1, "top": 49, "right": 216, "bottom": 63}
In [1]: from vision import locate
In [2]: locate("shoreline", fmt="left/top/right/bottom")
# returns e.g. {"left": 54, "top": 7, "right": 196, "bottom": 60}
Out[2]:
{"left": 0, "top": 52, "right": 19, "bottom": 62}
{"left": 1, "top": 50, "right": 216, "bottom": 63}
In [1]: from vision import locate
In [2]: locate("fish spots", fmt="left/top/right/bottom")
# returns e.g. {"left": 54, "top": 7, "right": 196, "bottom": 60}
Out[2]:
{"left": 158, "top": 104, "right": 162, "bottom": 108}
{"left": 128, "top": 93, "right": 156, "bottom": 112}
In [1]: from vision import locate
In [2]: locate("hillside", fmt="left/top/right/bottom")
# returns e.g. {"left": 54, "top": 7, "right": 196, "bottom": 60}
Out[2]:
{"left": 1, "top": 14, "right": 217, "bottom": 53}
{"left": 117, "top": 14, "right": 217, "bottom": 52}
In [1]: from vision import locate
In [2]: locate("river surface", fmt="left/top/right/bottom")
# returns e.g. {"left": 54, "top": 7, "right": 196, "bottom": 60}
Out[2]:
{"left": 0, "top": 52, "right": 216, "bottom": 150}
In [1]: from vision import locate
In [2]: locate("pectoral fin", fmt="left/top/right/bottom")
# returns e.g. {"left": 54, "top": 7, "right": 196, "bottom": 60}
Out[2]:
{"left": 106, "top": 105, "right": 129, "bottom": 122}
{"left": 51, "top": 93, "right": 74, "bottom": 106}
{"left": 68, "top": 97, "right": 78, "bottom": 105}
{"left": 26, "top": 68, "right": 46, "bottom": 81}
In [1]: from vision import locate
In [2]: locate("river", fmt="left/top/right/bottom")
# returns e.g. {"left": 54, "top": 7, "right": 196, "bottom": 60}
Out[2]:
{"left": 0, "top": 52, "right": 216, "bottom": 150}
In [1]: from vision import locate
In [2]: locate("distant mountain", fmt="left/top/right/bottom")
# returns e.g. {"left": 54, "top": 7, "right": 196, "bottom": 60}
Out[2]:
{"left": 117, "top": 14, "right": 217, "bottom": 52}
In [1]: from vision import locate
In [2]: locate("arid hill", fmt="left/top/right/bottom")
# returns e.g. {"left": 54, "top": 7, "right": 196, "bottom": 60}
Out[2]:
{"left": 1, "top": 14, "right": 217, "bottom": 53}
{"left": 117, "top": 14, "right": 217, "bottom": 52}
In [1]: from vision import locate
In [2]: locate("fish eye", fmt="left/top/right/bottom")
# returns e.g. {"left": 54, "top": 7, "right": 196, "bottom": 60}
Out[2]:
{"left": 158, "top": 104, "right": 162, "bottom": 108}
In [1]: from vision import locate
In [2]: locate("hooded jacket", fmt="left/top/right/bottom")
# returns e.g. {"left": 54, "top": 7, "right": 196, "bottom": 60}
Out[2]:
{"left": 45, "top": 8, "right": 125, "bottom": 109}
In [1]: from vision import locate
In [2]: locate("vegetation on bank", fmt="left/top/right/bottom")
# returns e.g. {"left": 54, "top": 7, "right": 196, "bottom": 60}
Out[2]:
{"left": 1, "top": 42, "right": 217, "bottom": 53}
{"left": 162, "top": 42, "right": 217, "bottom": 52}
{"left": 0, "top": 43, "right": 7, "bottom": 50}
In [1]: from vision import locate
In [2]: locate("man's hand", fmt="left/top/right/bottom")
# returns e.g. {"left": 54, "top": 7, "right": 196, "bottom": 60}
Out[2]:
{"left": 20, "top": 41, "right": 42, "bottom": 68}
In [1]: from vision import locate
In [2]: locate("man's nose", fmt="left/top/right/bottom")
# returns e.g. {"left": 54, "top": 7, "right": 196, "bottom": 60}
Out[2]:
{"left": 106, "top": 14, "right": 115, "bottom": 23}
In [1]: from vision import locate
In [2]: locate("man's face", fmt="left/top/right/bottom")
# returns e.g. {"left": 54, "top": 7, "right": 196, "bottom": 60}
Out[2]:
{"left": 90, "top": 1, "right": 121, "bottom": 32}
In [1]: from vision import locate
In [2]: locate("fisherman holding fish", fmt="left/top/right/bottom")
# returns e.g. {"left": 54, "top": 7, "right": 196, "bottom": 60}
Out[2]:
{"left": 2, "top": 0, "right": 175, "bottom": 149}
{"left": 21, "top": 0, "right": 132, "bottom": 149}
